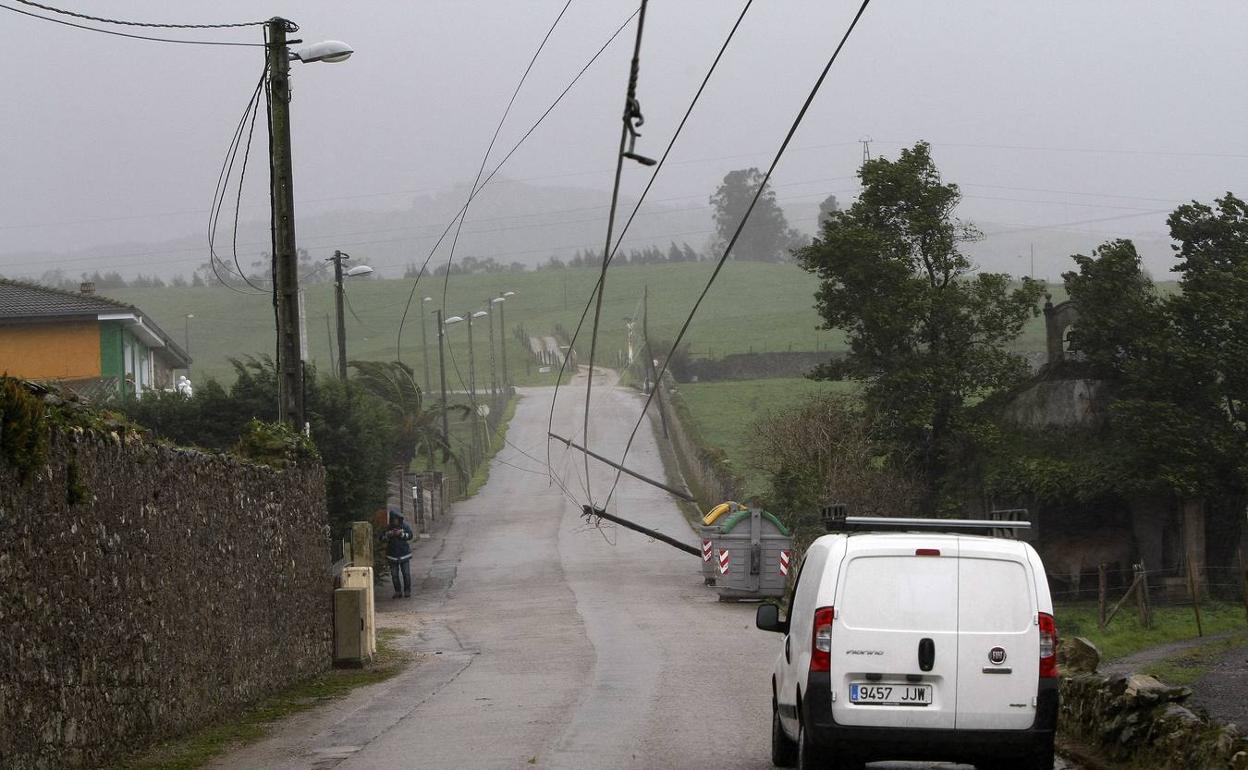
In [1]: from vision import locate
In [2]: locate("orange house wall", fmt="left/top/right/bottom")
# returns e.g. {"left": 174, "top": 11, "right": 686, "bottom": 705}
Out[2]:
{"left": 0, "top": 322, "right": 102, "bottom": 380}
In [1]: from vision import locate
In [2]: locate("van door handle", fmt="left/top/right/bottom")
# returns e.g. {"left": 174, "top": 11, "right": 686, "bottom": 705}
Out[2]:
{"left": 918, "top": 638, "right": 935, "bottom": 671}
{"left": 785, "top": 636, "right": 791, "bottom": 663}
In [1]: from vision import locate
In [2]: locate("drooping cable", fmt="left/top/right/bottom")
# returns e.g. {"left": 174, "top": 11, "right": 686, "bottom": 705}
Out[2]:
{"left": 0, "top": 3, "right": 268, "bottom": 46}
{"left": 206, "top": 63, "right": 269, "bottom": 295}
{"left": 439, "top": 0, "right": 575, "bottom": 315}
{"left": 12, "top": 0, "right": 271, "bottom": 28}
{"left": 600, "top": 0, "right": 874, "bottom": 512}
{"left": 393, "top": 7, "right": 640, "bottom": 363}
{"left": 544, "top": 0, "right": 756, "bottom": 503}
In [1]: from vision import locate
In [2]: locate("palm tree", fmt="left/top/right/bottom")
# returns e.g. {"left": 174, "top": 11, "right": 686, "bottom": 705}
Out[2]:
{"left": 348, "top": 360, "right": 469, "bottom": 483}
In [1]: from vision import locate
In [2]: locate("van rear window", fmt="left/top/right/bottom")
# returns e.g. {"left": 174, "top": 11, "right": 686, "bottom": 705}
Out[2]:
{"left": 840, "top": 556, "right": 957, "bottom": 632}
{"left": 959, "top": 558, "right": 1032, "bottom": 632}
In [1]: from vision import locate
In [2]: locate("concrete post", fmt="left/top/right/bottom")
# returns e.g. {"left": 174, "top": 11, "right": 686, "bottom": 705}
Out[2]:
{"left": 349, "top": 521, "right": 373, "bottom": 568}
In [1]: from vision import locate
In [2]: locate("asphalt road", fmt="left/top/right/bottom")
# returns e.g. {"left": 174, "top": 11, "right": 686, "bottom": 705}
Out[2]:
{"left": 209, "top": 370, "right": 1080, "bottom": 770}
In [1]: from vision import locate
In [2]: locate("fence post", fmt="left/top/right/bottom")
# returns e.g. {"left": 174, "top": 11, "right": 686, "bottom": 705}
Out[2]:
{"left": 415, "top": 475, "right": 426, "bottom": 535}
{"left": 1139, "top": 560, "right": 1153, "bottom": 629}
{"left": 1097, "top": 563, "right": 1108, "bottom": 631}
{"left": 1187, "top": 558, "right": 1204, "bottom": 637}
{"left": 1138, "top": 561, "right": 1153, "bottom": 626}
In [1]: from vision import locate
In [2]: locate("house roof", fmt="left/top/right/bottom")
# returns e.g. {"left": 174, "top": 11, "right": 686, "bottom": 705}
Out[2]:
{"left": 0, "top": 279, "right": 191, "bottom": 367}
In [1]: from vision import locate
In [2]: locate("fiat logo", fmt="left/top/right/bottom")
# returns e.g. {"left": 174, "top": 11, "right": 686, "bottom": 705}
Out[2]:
{"left": 988, "top": 646, "right": 1007, "bottom": 665}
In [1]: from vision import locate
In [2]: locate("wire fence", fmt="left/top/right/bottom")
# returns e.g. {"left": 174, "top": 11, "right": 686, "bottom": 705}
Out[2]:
{"left": 1050, "top": 560, "right": 1248, "bottom": 634}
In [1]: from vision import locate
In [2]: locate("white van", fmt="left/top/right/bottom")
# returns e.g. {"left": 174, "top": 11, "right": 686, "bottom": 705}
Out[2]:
{"left": 756, "top": 518, "right": 1059, "bottom": 770}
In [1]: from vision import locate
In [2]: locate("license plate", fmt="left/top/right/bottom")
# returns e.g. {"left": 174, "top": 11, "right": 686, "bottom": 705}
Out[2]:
{"left": 849, "top": 683, "right": 932, "bottom": 706}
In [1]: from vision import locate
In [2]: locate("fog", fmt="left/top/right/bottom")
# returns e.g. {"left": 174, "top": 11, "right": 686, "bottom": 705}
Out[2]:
{"left": 2, "top": 0, "right": 1245, "bottom": 282}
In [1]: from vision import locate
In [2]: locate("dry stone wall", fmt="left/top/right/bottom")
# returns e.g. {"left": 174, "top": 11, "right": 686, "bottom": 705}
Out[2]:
{"left": 0, "top": 429, "right": 332, "bottom": 770}
{"left": 1058, "top": 638, "right": 1248, "bottom": 769}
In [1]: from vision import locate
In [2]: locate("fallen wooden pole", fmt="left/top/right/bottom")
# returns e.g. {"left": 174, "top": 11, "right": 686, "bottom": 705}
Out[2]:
{"left": 583, "top": 505, "right": 701, "bottom": 557}
{"left": 550, "top": 432, "right": 696, "bottom": 502}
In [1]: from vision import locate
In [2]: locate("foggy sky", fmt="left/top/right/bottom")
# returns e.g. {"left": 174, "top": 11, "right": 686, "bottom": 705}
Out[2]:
{"left": 2, "top": 0, "right": 1246, "bottom": 282}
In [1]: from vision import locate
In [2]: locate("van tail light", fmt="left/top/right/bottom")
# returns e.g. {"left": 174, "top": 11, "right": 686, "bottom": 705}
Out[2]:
{"left": 1038, "top": 612, "right": 1059, "bottom": 679}
{"left": 810, "top": 607, "right": 834, "bottom": 673}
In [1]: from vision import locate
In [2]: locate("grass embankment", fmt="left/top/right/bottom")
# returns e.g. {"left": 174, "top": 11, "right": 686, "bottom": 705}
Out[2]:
{"left": 675, "top": 378, "right": 858, "bottom": 500}
{"left": 110, "top": 629, "right": 412, "bottom": 770}
{"left": 1055, "top": 601, "right": 1248, "bottom": 662}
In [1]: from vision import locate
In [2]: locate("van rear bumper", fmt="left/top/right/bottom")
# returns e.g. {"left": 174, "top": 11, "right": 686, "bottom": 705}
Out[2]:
{"left": 802, "top": 674, "right": 1058, "bottom": 763}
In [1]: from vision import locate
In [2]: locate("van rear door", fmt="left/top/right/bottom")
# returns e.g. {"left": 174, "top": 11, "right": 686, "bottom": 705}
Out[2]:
{"left": 830, "top": 536, "right": 958, "bottom": 729}
{"left": 954, "top": 538, "right": 1040, "bottom": 730}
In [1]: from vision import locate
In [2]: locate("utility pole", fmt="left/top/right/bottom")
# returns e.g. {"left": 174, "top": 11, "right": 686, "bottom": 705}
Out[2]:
{"left": 331, "top": 250, "right": 348, "bottom": 380}
{"left": 1030, "top": 243, "right": 1036, "bottom": 279}
{"left": 436, "top": 309, "right": 451, "bottom": 462}
{"left": 267, "top": 17, "right": 304, "bottom": 429}
{"left": 860, "top": 135, "right": 873, "bottom": 166}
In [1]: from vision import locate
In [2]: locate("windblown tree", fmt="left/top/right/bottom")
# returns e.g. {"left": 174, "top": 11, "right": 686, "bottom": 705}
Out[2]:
{"left": 710, "top": 168, "right": 805, "bottom": 262}
{"left": 1061, "top": 197, "right": 1248, "bottom": 534}
{"left": 348, "top": 360, "right": 469, "bottom": 480}
{"left": 794, "top": 142, "right": 1044, "bottom": 506}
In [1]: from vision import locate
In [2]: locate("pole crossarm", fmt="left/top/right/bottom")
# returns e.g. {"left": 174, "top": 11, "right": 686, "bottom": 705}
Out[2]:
{"left": 582, "top": 505, "right": 700, "bottom": 557}
{"left": 549, "top": 432, "right": 694, "bottom": 503}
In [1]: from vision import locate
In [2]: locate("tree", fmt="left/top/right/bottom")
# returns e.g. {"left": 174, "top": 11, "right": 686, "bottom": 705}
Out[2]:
{"left": 817, "top": 194, "right": 840, "bottom": 229}
{"left": 795, "top": 142, "right": 1044, "bottom": 505}
{"left": 709, "top": 168, "right": 803, "bottom": 262}
{"left": 348, "top": 360, "right": 469, "bottom": 478}
{"left": 1062, "top": 239, "right": 1165, "bottom": 379}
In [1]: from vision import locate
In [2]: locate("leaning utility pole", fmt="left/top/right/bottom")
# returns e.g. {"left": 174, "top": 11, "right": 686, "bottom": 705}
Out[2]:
{"left": 267, "top": 18, "right": 304, "bottom": 429}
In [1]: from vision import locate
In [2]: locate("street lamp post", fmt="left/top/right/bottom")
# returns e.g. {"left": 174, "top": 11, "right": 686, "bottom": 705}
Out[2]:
{"left": 466, "top": 310, "right": 488, "bottom": 404}
{"left": 497, "top": 291, "right": 515, "bottom": 391}
{"left": 420, "top": 296, "right": 433, "bottom": 395}
{"left": 329, "top": 250, "right": 373, "bottom": 380}
{"left": 438, "top": 311, "right": 462, "bottom": 462}
{"left": 486, "top": 298, "right": 499, "bottom": 398}
{"left": 183, "top": 313, "right": 193, "bottom": 375}
{"left": 265, "top": 17, "right": 352, "bottom": 429}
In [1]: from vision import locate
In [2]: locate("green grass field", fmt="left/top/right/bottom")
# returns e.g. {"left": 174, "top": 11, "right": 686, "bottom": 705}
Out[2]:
{"left": 108, "top": 261, "right": 1065, "bottom": 390}
{"left": 675, "top": 378, "right": 859, "bottom": 499}
{"left": 1054, "top": 601, "right": 1247, "bottom": 662}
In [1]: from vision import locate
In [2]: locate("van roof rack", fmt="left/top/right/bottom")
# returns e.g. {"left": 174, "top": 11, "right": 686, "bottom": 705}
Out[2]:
{"left": 820, "top": 505, "right": 1031, "bottom": 534}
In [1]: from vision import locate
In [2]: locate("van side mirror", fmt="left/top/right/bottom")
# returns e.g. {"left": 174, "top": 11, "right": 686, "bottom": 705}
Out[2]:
{"left": 756, "top": 603, "right": 788, "bottom": 634}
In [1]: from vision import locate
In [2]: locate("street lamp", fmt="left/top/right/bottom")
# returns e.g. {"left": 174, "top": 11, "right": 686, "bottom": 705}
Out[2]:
{"left": 266, "top": 16, "right": 353, "bottom": 430}
{"left": 496, "top": 291, "right": 515, "bottom": 391}
{"left": 420, "top": 296, "right": 433, "bottom": 394}
{"left": 183, "top": 313, "right": 194, "bottom": 375}
{"left": 467, "top": 310, "right": 488, "bottom": 404}
{"left": 438, "top": 313, "right": 464, "bottom": 462}
{"left": 329, "top": 250, "right": 373, "bottom": 380}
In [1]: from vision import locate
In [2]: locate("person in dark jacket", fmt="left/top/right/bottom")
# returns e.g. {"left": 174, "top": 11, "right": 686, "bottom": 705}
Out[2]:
{"left": 379, "top": 511, "right": 414, "bottom": 599}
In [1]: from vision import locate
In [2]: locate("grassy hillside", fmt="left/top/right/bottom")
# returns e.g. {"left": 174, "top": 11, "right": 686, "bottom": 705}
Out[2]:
{"left": 676, "top": 378, "right": 859, "bottom": 500}
{"left": 108, "top": 261, "right": 1064, "bottom": 389}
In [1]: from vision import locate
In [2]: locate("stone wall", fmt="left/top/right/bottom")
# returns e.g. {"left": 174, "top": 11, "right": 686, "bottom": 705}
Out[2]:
{"left": 1059, "top": 640, "right": 1248, "bottom": 769}
{"left": 0, "top": 429, "right": 332, "bottom": 770}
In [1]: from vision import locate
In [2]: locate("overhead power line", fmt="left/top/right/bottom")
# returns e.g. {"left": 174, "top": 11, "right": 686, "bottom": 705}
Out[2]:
{"left": 599, "top": 0, "right": 874, "bottom": 512}
{"left": 12, "top": 0, "right": 272, "bottom": 28}
{"left": 547, "top": 0, "right": 755, "bottom": 507}
{"left": 0, "top": 2, "right": 267, "bottom": 46}
{"left": 393, "top": 5, "right": 640, "bottom": 361}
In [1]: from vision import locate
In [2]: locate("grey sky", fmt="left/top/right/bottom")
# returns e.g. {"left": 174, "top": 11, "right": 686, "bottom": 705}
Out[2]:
{"left": 2, "top": 0, "right": 1245, "bottom": 281}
